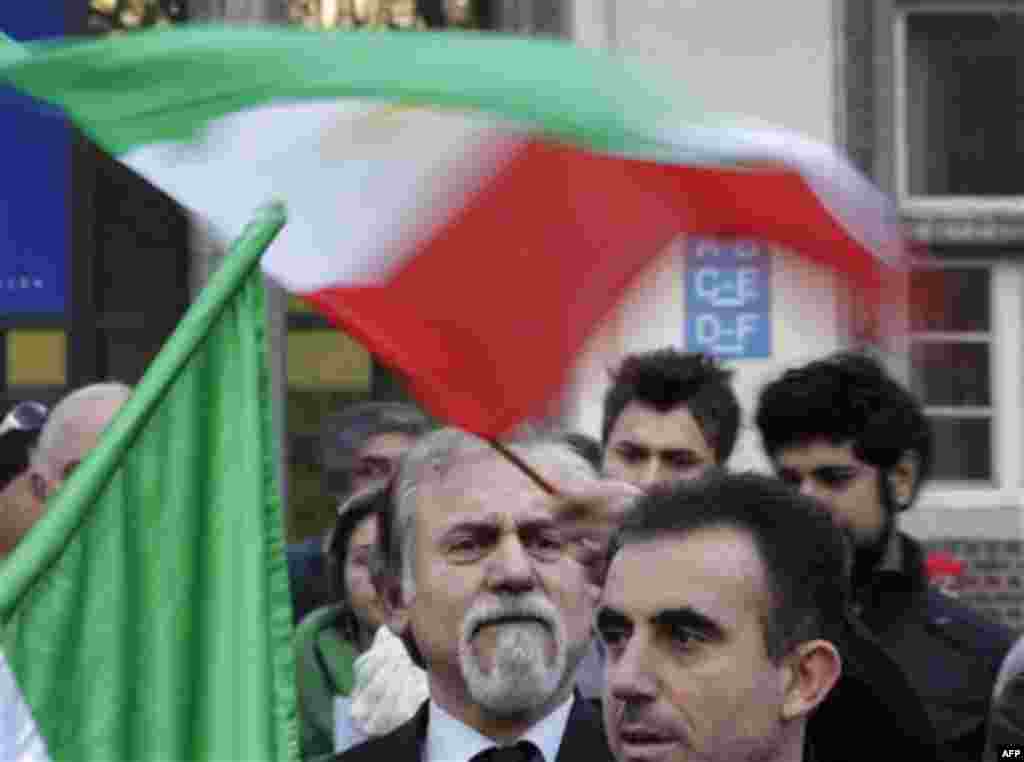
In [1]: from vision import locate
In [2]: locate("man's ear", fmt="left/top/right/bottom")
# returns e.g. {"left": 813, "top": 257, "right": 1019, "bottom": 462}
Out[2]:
{"left": 780, "top": 639, "right": 842, "bottom": 721}
{"left": 889, "top": 451, "right": 920, "bottom": 508}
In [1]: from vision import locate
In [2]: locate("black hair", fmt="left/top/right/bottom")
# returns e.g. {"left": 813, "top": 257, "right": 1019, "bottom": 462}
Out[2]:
{"left": 755, "top": 352, "right": 933, "bottom": 505}
{"left": 0, "top": 401, "right": 49, "bottom": 490}
{"left": 325, "top": 485, "right": 391, "bottom": 644}
{"left": 608, "top": 470, "right": 851, "bottom": 662}
{"left": 601, "top": 349, "right": 740, "bottom": 463}
{"left": 320, "top": 402, "right": 432, "bottom": 499}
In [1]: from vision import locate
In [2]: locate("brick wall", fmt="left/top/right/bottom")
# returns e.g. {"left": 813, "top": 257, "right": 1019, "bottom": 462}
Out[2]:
{"left": 926, "top": 539, "right": 1024, "bottom": 633}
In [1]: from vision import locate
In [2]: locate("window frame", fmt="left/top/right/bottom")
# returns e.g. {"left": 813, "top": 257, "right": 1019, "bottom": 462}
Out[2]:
{"left": 913, "top": 259, "right": 1024, "bottom": 509}
{"left": 892, "top": 3, "right": 1024, "bottom": 213}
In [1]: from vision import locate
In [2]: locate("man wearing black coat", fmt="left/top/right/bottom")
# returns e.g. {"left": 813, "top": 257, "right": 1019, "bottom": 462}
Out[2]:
{"left": 757, "top": 352, "right": 1016, "bottom": 762}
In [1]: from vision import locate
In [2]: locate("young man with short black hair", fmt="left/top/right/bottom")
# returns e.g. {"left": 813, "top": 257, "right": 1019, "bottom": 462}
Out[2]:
{"left": 601, "top": 349, "right": 739, "bottom": 489}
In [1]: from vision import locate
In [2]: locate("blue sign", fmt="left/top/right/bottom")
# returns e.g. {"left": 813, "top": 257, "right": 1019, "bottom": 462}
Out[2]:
{"left": 1, "top": 4, "right": 70, "bottom": 320}
{"left": 685, "top": 238, "right": 771, "bottom": 358}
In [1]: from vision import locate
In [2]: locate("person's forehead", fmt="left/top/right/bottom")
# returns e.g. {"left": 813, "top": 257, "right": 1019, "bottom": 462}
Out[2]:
{"left": 357, "top": 431, "right": 417, "bottom": 459}
{"left": 602, "top": 529, "right": 766, "bottom": 627}
{"left": 57, "top": 403, "right": 122, "bottom": 461}
{"left": 607, "top": 402, "right": 711, "bottom": 453}
{"left": 775, "top": 439, "right": 864, "bottom": 469}
{"left": 417, "top": 448, "right": 587, "bottom": 528}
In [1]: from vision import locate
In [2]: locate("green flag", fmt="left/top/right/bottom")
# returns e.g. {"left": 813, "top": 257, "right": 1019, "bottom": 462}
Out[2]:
{"left": 0, "top": 203, "right": 298, "bottom": 761}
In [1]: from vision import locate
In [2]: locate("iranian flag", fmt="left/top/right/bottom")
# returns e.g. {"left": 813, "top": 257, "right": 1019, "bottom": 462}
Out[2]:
{"left": 1, "top": 25, "right": 908, "bottom": 437}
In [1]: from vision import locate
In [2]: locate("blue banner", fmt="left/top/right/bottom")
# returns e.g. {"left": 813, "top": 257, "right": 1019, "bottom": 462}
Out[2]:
{"left": 685, "top": 238, "right": 771, "bottom": 358}
{"left": 1, "top": 4, "right": 69, "bottom": 320}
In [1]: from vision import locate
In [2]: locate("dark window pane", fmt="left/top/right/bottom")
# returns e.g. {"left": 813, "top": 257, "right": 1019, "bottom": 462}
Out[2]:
{"left": 929, "top": 417, "right": 991, "bottom": 481}
{"left": 910, "top": 342, "right": 990, "bottom": 406}
{"left": 909, "top": 267, "right": 989, "bottom": 332}
{"left": 905, "top": 13, "right": 1024, "bottom": 196}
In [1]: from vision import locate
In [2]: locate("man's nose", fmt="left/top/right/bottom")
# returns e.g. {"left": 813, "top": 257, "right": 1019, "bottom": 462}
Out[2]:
{"left": 608, "top": 636, "right": 657, "bottom": 703}
{"left": 487, "top": 534, "right": 536, "bottom": 593}
{"left": 797, "top": 478, "right": 821, "bottom": 499}
{"left": 630, "top": 458, "right": 663, "bottom": 491}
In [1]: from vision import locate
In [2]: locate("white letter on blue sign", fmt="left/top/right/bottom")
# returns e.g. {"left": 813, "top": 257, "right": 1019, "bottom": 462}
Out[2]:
{"left": 737, "top": 268, "right": 759, "bottom": 304}
{"left": 737, "top": 313, "right": 759, "bottom": 343}
{"left": 696, "top": 314, "right": 720, "bottom": 346}
{"left": 696, "top": 268, "right": 719, "bottom": 303}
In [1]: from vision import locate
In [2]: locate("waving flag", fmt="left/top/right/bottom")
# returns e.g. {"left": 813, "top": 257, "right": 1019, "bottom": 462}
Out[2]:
{"left": 0, "top": 206, "right": 297, "bottom": 761}
{"left": 0, "top": 26, "right": 908, "bottom": 436}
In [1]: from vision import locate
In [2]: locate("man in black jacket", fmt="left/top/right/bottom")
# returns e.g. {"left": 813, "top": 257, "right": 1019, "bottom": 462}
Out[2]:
{"left": 756, "top": 351, "right": 1015, "bottom": 762}
{"left": 595, "top": 470, "right": 938, "bottom": 762}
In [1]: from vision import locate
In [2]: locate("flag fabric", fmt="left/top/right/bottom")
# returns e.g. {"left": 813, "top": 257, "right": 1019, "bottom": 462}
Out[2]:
{"left": 0, "top": 204, "right": 298, "bottom": 761}
{"left": 0, "top": 26, "right": 909, "bottom": 437}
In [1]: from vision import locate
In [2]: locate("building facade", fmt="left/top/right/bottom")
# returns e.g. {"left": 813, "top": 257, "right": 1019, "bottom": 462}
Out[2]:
{"left": 2, "top": 0, "right": 1020, "bottom": 623}
{"left": 564, "top": 0, "right": 1024, "bottom": 627}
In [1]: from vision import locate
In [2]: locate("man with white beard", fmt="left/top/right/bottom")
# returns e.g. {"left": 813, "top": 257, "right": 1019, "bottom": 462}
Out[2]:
{"left": 333, "top": 428, "right": 615, "bottom": 762}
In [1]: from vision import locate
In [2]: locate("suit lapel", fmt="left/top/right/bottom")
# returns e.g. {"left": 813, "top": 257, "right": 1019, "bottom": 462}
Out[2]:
{"left": 373, "top": 700, "right": 429, "bottom": 761}
{"left": 553, "top": 698, "right": 614, "bottom": 762}
{"left": 402, "top": 701, "right": 431, "bottom": 759}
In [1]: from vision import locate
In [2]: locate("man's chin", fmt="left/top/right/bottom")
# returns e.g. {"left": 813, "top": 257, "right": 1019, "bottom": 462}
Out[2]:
{"left": 469, "top": 621, "right": 553, "bottom": 671}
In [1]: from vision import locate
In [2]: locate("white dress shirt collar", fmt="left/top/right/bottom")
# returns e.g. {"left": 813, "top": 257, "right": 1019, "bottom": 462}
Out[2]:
{"left": 424, "top": 694, "right": 574, "bottom": 762}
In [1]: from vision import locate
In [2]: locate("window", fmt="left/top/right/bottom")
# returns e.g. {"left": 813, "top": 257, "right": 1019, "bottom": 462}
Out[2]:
{"left": 906, "top": 257, "right": 1024, "bottom": 499}
{"left": 895, "top": 7, "right": 1024, "bottom": 201}
{"left": 908, "top": 264, "right": 992, "bottom": 481}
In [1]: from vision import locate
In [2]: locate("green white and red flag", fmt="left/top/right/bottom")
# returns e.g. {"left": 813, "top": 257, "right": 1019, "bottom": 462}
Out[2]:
{"left": 0, "top": 25, "right": 909, "bottom": 437}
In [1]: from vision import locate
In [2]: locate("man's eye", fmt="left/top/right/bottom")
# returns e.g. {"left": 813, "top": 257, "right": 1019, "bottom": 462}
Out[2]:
{"left": 777, "top": 470, "right": 802, "bottom": 487}
{"left": 447, "top": 537, "right": 487, "bottom": 561}
{"left": 525, "top": 532, "right": 564, "bottom": 561}
{"left": 664, "top": 453, "right": 699, "bottom": 470}
{"left": 353, "top": 457, "right": 394, "bottom": 480}
{"left": 816, "top": 469, "right": 856, "bottom": 488}
{"left": 615, "top": 447, "right": 645, "bottom": 464}
{"left": 597, "top": 626, "right": 629, "bottom": 650}
{"left": 668, "top": 624, "right": 703, "bottom": 650}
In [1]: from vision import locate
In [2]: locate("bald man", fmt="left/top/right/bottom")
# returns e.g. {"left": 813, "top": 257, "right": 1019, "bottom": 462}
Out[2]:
{"left": 25, "top": 382, "right": 131, "bottom": 525}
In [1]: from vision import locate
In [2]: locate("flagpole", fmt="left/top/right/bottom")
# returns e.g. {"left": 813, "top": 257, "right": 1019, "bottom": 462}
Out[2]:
{"left": 487, "top": 439, "right": 559, "bottom": 495}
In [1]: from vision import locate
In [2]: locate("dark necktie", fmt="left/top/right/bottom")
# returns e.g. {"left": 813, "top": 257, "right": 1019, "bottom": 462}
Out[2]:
{"left": 470, "top": 740, "right": 542, "bottom": 762}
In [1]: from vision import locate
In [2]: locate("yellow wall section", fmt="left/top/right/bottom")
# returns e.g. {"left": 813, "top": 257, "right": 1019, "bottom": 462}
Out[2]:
{"left": 287, "top": 329, "right": 370, "bottom": 389}
{"left": 6, "top": 330, "right": 67, "bottom": 386}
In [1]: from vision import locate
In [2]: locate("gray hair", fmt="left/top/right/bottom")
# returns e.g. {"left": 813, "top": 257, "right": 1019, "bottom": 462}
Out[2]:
{"left": 30, "top": 382, "right": 132, "bottom": 477}
{"left": 385, "top": 427, "right": 595, "bottom": 601}
{"left": 320, "top": 401, "right": 432, "bottom": 499}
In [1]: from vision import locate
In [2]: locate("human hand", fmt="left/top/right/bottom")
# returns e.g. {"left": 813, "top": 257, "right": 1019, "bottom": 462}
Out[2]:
{"left": 552, "top": 479, "right": 641, "bottom": 588}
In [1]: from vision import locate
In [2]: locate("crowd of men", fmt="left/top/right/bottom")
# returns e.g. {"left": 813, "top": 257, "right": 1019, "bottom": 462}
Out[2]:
{"left": 2, "top": 349, "right": 1022, "bottom": 761}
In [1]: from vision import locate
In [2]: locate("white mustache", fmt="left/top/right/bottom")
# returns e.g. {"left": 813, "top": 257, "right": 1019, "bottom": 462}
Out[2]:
{"left": 463, "top": 595, "right": 557, "bottom": 639}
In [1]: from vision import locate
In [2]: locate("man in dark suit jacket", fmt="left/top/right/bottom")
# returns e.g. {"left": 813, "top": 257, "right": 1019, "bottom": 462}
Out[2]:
{"left": 334, "top": 428, "right": 615, "bottom": 762}
{"left": 593, "top": 472, "right": 938, "bottom": 762}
